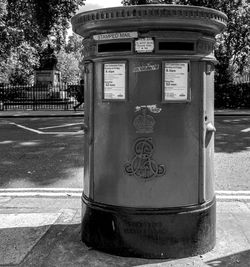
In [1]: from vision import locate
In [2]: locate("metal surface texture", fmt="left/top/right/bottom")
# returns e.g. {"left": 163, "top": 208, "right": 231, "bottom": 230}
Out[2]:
{"left": 81, "top": 195, "right": 216, "bottom": 259}
{"left": 124, "top": 137, "right": 166, "bottom": 179}
{"left": 72, "top": 4, "right": 227, "bottom": 258}
{"left": 92, "top": 58, "right": 201, "bottom": 208}
{"left": 72, "top": 5, "right": 227, "bottom": 38}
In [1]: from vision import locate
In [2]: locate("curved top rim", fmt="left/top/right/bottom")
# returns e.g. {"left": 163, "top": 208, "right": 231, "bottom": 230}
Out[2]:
{"left": 72, "top": 4, "right": 228, "bottom": 22}
{"left": 72, "top": 4, "right": 227, "bottom": 38}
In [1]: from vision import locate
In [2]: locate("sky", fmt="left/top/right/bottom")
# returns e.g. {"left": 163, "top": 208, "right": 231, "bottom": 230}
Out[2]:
{"left": 78, "top": 0, "right": 122, "bottom": 13}
{"left": 68, "top": 0, "right": 122, "bottom": 36}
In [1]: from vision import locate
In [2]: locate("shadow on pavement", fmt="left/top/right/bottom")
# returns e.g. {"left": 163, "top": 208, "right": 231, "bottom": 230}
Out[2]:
{"left": 0, "top": 120, "right": 84, "bottom": 188}
{"left": 206, "top": 250, "right": 250, "bottom": 267}
{"left": 4, "top": 221, "right": 249, "bottom": 266}
{"left": 215, "top": 117, "right": 250, "bottom": 153}
{"left": 7, "top": 223, "right": 167, "bottom": 267}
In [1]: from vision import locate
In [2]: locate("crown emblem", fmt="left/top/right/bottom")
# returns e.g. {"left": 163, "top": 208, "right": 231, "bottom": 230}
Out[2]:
{"left": 133, "top": 108, "right": 156, "bottom": 134}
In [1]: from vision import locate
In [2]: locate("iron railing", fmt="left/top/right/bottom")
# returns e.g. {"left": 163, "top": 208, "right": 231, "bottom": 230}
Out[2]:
{"left": 0, "top": 84, "right": 84, "bottom": 111}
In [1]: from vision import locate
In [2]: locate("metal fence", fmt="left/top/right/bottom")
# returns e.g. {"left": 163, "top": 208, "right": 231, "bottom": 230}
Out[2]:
{"left": 234, "top": 74, "right": 250, "bottom": 84}
{"left": 0, "top": 84, "right": 84, "bottom": 111}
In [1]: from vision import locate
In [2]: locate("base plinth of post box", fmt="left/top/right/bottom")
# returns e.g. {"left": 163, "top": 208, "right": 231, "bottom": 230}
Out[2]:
{"left": 81, "top": 196, "right": 216, "bottom": 259}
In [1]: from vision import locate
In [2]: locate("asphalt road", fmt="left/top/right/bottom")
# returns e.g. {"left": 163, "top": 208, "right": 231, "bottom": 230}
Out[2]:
{"left": 0, "top": 117, "right": 84, "bottom": 189}
{"left": 214, "top": 116, "right": 250, "bottom": 191}
{"left": 0, "top": 115, "right": 249, "bottom": 190}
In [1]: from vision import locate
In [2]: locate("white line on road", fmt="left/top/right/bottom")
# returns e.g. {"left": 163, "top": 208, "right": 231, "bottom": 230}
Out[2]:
{"left": 0, "top": 188, "right": 82, "bottom": 198}
{"left": 216, "top": 195, "right": 250, "bottom": 200}
{"left": 216, "top": 190, "right": 250, "bottom": 195}
{"left": 241, "top": 128, "right": 250, "bottom": 132}
{"left": 41, "top": 131, "right": 83, "bottom": 135}
{"left": 9, "top": 122, "right": 83, "bottom": 135}
{"left": 0, "top": 192, "right": 82, "bottom": 198}
{"left": 0, "top": 188, "right": 82, "bottom": 193}
{"left": 216, "top": 191, "right": 250, "bottom": 201}
{"left": 39, "top": 122, "right": 83, "bottom": 130}
{"left": 10, "top": 122, "right": 43, "bottom": 134}
{"left": 0, "top": 189, "right": 250, "bottom": 200}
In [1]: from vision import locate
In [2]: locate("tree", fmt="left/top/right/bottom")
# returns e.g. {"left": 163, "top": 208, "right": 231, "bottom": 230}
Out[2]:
{"left": 65, "top": 33, "right": 83, "bottom": 54}
{"left": 0, "top": 0, "right": 86, "bottom": 84}
{"left": 0, "top": 0, "right": 22, "bottom": 61}
{"left": 4, "top": 0, "right": 86, "bottom": 49}
{"left": 177, "top": 0, "right": 250, "bottom": 84}
{"left": 2, "top": 42, "right": 39, "bottom": 85}
{"left": 0, "top": 0, "right": 8, "bottom": 83}
{"left": 121, "top": 0, "right": 250, "bottom": 85}
{"left": 54, "top": 33, "right": 84, "bottom": 84}
{"left": 122, "top": 0, "right": 148, "bottom": 4}
{"left": 56, "top": 49, "right": 81, "bottom": 84}
{"left": 122, "top": 0, "right": 173, "bottom": 4}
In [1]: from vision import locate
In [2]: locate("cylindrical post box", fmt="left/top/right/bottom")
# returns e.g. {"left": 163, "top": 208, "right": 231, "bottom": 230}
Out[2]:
{"left": 72, "top": 5, "right": 227, "bottom": 259}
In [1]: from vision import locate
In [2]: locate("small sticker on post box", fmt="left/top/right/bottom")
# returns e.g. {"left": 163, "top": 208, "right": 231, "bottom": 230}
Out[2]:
{"left": 135, "top": 38, "right": 154, "bottom": 53}
{"left": 104, "top": 63, "right": 126, "bottom": 100}
{"left": 94, "top": 32, "right": 138, "bottom": 41}
{"left": 163, "top": 62, "right": 189, "bottom": 102}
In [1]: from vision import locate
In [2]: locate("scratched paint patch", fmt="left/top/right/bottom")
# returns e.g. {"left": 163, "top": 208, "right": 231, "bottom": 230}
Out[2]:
{"left": 135, "top": 104, "right": 162, "bottom": 114}
{"left": 133, "top": 63, "right": 160, "bottom": 73}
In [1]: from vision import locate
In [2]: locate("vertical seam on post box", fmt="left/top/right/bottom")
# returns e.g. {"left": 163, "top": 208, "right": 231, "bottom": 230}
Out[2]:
{"left": 199, "top": 61, "right": 206, "bottom": 204}
{"left": 90, "top": 62, "right": 95, "bottom": 200}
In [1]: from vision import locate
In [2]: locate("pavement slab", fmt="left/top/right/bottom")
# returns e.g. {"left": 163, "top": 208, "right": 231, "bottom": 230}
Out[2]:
{"left": 0, "top": 110, "right": 84, "bottom": 118}
{"left": 0, "top": 196, "right": 249, "bottom": 266}
{"left": 0, "top": 212, "right": 61, "bottom": 265}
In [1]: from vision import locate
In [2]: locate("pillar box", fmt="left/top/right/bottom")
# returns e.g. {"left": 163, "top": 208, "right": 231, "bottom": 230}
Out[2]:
{"left": 72, "top": 5, "right": 227, "bottom": 259}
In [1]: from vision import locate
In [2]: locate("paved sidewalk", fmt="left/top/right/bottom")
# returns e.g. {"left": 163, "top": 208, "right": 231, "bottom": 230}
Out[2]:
{"left": 0, "top": 194, "right": 249, "bottom": 267}
{"left": 0, "top": 109, "right": 250, "bottom": 118}
{"left": 214, "top": 109, "right": 250, "bottom": 116}
{"left": 0, "top": 110, "right": 84, "bottom": 118}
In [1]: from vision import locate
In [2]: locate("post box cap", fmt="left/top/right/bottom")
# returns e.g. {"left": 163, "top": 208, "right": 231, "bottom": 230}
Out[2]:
{"left": 72, "top": 5, "right": 227, "bottom": 38}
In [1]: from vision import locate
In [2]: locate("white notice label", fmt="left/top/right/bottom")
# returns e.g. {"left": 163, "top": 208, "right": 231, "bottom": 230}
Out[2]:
{"left": 94, "top": 32, "right": 138, "bottom": 41}
{"left": 104, "top": 63, "right": 126, "bottom": 100}
{"left": 164, "top": 62, "right": 189, "bottom": 101}
{"left": 135, "top": 38, "right": 154, "bottom": 53}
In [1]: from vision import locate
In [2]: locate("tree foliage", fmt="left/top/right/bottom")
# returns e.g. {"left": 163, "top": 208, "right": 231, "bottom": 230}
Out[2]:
{"left": 65, "top": 33, "right": 83, "bottom": 55}
{"left": 178, "top": 0, "right": 250, "bottom": 84}
{"left": 122, "top": 0, "right": 250, "bottom": 85}
{"left": 0, "top": 0, "right": 85, "bottom": 84}
{"left": 2, "top": 0, "right": 85, "bottom": 49}
{"left": 55, "top": 33, "right": 83, "bottom": 84}
{"left": 122, "top": 0, "right": 173, "bottom": 4}
{"left": 8, "top": 42, "right": 39, "bottom": 85}
{"left": 56, "top": 48, "right": 81, "bottom": 84}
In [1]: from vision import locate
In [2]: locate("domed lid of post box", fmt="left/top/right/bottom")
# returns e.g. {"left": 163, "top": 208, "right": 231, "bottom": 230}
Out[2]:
{"left": 72, "top": 5, "right": 227, "bottom": 38}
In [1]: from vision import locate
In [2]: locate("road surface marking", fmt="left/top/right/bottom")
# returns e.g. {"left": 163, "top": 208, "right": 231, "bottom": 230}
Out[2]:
{"left": 0, "top": 188, "right": 82, "bottom": 192}
{"left": 216, "top": 195, "right": 250, "bottom": 200}
{"left": 41, "top": 131, "right": 83, "bottom": 135}
{"left": 0, "top": 189, "right": 250, "bottom": 200}
{"left": 241, "top": 128, "right": 250, "bottom": 132}
{"left": 39, "top": 122, "right": 83, "bottom": 130}
{"left": 216, "top": 191, "right": 250, "bottom": 201}
{"left": 216, "top": 190, "right": 250, "bottom": 195}
{"left": 9, "top": 122, "right": 83, "bottom": 135}
{"left": 10, "top": 122, "right": 43, "bottom": 134}
{"left": 0, "top": 192, "right": 82, "bottom": 198}
{"left": 0, "top": 188, "right": 82, "bottom": 198}
{"left": 216, "top": 191, "right": 250, "bottom": 200}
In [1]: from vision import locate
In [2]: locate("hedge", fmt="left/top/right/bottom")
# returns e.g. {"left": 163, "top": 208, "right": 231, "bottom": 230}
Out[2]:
{"left": 215, "top": 82, "right": 250, "bottom": 109}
